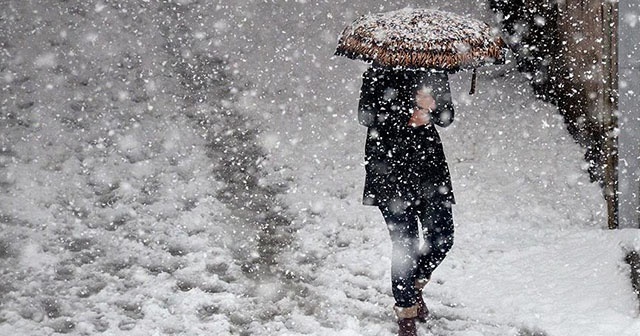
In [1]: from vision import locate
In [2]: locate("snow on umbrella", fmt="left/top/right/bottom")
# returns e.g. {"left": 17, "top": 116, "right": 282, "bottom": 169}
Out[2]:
{"left": 335, "top": 8, "right": 505, "bottom": 71}
{"left": 335, "top": 8, "right": 506, "bottom": 93}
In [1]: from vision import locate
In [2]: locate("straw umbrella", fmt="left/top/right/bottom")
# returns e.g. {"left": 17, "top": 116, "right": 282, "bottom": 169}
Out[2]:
{"left": 335, "top": 8, "right": 506, "bottom": 93}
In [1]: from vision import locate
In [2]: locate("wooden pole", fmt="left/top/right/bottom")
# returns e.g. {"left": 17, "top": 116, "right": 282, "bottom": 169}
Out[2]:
{"left": 602, "top": 0, "right": 619, "bottom": 229}
{"left": 469, "top": 68, "right": 477, "bottom": 95}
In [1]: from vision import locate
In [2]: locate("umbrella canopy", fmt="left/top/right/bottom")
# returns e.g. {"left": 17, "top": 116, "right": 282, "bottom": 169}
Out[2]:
{"left": 335, "top": 8, "right": 506, "bottom": 71}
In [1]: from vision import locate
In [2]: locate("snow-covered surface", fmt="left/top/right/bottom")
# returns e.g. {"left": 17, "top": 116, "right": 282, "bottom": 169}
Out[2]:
{"left": 341, "top": 8, "right": 492, "bottom": 48}
{"left": 1, "top": 1, "right": 639, "bottom": 335}
{"left": 335, "top": 7, "right": 505, "bottom": 70}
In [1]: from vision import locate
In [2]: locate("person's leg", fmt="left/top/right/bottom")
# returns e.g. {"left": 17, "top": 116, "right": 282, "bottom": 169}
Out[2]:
{"left": 379, "top": 204, "right": 421, "bottom": 335}
{"left": 416, "top": 200, "right": 454, "bottom": 281}
{"left": 411, "top": 200, "right": 454, "bottom": 323}
{"left": 378, "top": 204, "right": 421, "bottom": 308}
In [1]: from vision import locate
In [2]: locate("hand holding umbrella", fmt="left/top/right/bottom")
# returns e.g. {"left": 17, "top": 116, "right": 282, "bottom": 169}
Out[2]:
{"left": 409, "top": 89, "right": 436, "bottom": 127}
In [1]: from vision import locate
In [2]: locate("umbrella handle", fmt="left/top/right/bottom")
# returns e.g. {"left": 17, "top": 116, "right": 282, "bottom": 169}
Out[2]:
{"left": 469, "top": 68, "right": 477, "bottom": 95}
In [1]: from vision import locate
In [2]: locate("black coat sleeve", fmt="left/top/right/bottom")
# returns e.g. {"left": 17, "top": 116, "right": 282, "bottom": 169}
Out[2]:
{"left": 430, "top": 72, "right": 454, "bottom": 128}
{"left": 414, "top": 71, "right": 455, "bottom": 128}
{"left": 358, "top": 68, "right": 381, "bottom": 127}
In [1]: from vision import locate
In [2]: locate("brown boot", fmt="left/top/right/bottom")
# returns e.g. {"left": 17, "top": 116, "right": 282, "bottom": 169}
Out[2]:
{"left": 394, "top": 305, "right": 418, "bottom": 336}
{"left": 415, "top": 279, "right": 429, "bottom": 323}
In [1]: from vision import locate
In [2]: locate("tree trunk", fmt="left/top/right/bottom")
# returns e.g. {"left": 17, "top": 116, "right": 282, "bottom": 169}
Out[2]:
{"left": 601, "top": 0, "right": 619, "bottom": 229}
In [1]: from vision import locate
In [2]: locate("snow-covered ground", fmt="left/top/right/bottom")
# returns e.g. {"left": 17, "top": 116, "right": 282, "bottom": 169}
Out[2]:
{"left": 1, "top": 0, "right": 638, "bottom": 335}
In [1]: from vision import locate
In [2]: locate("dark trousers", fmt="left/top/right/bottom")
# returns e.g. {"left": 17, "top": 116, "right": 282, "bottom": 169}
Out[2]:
{"left": 379, "top": 200, "right": 454, "bottom": 308}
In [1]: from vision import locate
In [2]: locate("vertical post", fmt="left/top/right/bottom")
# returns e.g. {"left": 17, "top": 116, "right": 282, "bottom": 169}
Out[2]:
{"left": 601, "top": 0, "right": 619, "bottom": 229}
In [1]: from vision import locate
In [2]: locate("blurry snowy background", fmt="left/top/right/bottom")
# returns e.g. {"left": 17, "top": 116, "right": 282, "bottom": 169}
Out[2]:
{"left": 0, "top": 0, "right": 639, "bottom": 335}
{"left": 620, "top": 0, "right": 640, "bottom": 229}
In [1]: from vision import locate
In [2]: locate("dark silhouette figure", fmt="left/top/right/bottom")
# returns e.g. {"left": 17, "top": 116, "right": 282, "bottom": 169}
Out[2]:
{"left": 358, "top": 66, "right": 456, "bottom": 336}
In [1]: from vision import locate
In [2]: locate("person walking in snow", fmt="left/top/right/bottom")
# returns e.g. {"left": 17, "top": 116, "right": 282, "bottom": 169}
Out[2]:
{"left": 358, "top": 65, "right": 455, "bottom": 336}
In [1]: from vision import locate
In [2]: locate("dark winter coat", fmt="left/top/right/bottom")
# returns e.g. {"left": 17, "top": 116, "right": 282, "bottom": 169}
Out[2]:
{"left": 358, "top": 66, "right": 455, "bottom": 207}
